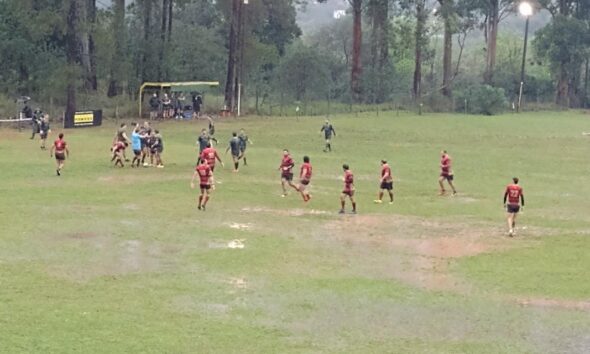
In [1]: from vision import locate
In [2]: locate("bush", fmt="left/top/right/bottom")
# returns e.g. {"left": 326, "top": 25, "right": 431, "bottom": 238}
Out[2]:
{"left": 456, "top": 85, "right": 508, "bottom": 115}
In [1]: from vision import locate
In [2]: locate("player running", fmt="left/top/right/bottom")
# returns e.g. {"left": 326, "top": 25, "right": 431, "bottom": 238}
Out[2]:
{"left": 438, "top": 150, "right": 457, "bottom": 196}
{"left": 320, "top": 119, "right": 336, "bottom": 152}
{"left": 114, "top": 123, "right": 131, "bottom": 162}
{"left": 207, "top": 116, "right": 218, "bottom": 145}
{"left": 297, "top": 156, "right": 313, "bottom": 202}
{"left": 238, "top": 128, "right": 253, "bottom": 166}
{"left": 49, "top": 133, "right": 69, "bottom": 176}
{"left": 151, "top": 129, "right": 164, "bottom": 168}
{"left": 140, "top": 121, "right": 152, "bottom": 166}
{"left": 374, "top": 160, "right": 394, "bottom": 204}
{"left": 197, "top": 129, "right": 211, "bottom": 156}
{"left": 191, "top": 159, "right": 214, "bottom": 211}
{"left": 340, "top": 164, "right": 356, "bottom": 214}
{"left": 39, "top": 115, "right": 51, "bottom": 150}
{"left": 503, "top": 177, "right": 525, "bottom": 237}
{"left": 201, "top": 143, "right": 223, "bottom": 187}
{"left": 226, "top": 132, "right": 241, "bottom": 172}
{"left": 131, "top": 126, "right": 145, "bottom": 168}
{"left": 279, "top": 149, "right": 296, "bottom": 197}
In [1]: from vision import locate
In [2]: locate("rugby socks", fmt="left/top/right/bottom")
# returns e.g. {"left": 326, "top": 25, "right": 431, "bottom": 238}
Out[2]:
{"left": 243, "top": 157, "right": 247, "bottom": 166}
{"left": 341, "top": 200, "right": 345, "bottom": 209}
{"left": 352, "top": 203, "right": 356, "bottom": 212}
{"left": 198, "top": 195, "right": 203, "bottom": 208}
{"left": 234, "top": 162, "right": 239, "bottom": 171}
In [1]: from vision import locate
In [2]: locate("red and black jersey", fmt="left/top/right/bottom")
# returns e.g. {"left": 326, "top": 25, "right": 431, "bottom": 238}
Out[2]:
{"left": 505, "top": 184, "right": 523, "bottom": 205}
{"left": 344, "top": 170, "right": 354, "bottom": 191}
{"left": 54, "top": 139, "right": 67, "bottom": 152}
{"left": 300, "top": 162, "right": 312, "bottom": 181}
{"left": 197, "top": 164, "right": 212, "bottom": 184}
{"left": 280, "top": 155, "right": 294, "bottom": 174}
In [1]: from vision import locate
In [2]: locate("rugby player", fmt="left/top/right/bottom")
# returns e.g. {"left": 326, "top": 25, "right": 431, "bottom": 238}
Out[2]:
{"left": 197, "top": 129, "right": 211, "bottom": 155}
{"left": 320, "top": 119, "right": 336, "bottom": 152}
{"left": 201, "top": 143, "right": 224, "bottom": 187}
{"left": 279, "top": 149, "right": 296, "bottom": 197}
{"left": 340, "top": 164, "right": 356, "bottom": 214}
{"left": 191, "top": 159, "right": 213, "bottom": 211}
{"left": 131, "top": 126, "right": 145, "bottom": 168}
{"left": 49, "top": 133, "right": 69, "bottom": 176}
{"left": 374, "top": 160, "right": 394, "bottom": 204}
{"left": 114, "top": 123, "right": 131, "bottom": 162}
{"left": 297, "top": 156, "right": 313, "bottom": 202}
{"left": 39, "top": 115, "right": 51, "bottom": 150}
{"left": 438, "top": 150, "right": 457, "bottom": 196}
{"left": 226, "top": 132, "right": 241, "bottom": 172}
{"left": 151, "top": 129, "right": 164, "bottom": 168}
{"left": 207, "top": 116, "right": 218, "bottom": 145}
{"left": 238, "top": 128, "right": 253, "bottom": 166}
{"left": 503, "top": 177, "right": 525, "bottom": 237}
{"left": 112, "top": 141, "right": 128, "bottom": 167}
{"left": 140, "top": 121, "right": 152, "bottom": 166}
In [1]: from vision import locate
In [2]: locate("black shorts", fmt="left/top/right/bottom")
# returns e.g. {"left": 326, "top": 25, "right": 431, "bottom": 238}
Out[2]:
{"left": 441, "top": 174, "right": 454, "bottom": 181}
{"left": 232, "top": 152, "right": 240, "bottom": 159}
{"left": 282, "top": 173, "right": 293, "bottom": 182}
{"left": 380, "top": 181, "right": 393, "bottom": 190}
{"left": 342, "top": 190, "right": 355, "bottom": 197}
{"left": 300, "top": 179, "right": 310, "bottom": 186}
{"left": 200, "top": 184, "right": 211, "bottom": 190}
{"left": 55, "top": 153, "right": 65, "bottom": 161}
{"left": 507, "top": 204, "right": 520, "bottom": 214}
{"left": 40, "top": 133, "right": 48, "bottom": 139}
{"left": 133, "top": 150, "right": 141, "bottom": 156}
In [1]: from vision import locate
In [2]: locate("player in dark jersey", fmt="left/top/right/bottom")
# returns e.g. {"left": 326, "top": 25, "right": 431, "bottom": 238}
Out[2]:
{"left": 297, "top": 156, "right": 313, "bottom": 202}
{"left": 503, "top": 177, "right": 525, "bottom": 237}
{"left": 151, "top": 129, "right": 164, "bottom": 168}
{"left": 197, "top": 129, "right": 211, "bottom": 155}
{"left": 320, "top": 119, "right": 336, "bottom": 152}
{"left": 226, "top": 132, "right": 242, "bottom": 172}
{"left": 439, "top": 150, "right": 457, "bottom": 196}
{"left": 279, "top": 149, "right": 296, "bottom": 197}
{"left": 50, "top": 133, "right": 69, "bottom": 176}
{"left": 114, "top": 123, "right": 131, "bottom": 162}
{"left": 238, "top": 128, "right": 253, "bottom": 166}
{"left": 374, "top": 160, "right": 394, "bottom": 204}
{"left": 39, "top": 115, "right": 51, "bottom": 150}
{"left": 140, "top": 121, "right": 152, "bottom": 166}
{"left": 207, "top": 116, "right": 218, "bottom": 145}
{"left": 191, "top": 159, "right": 214, "bottom": 211}
{"left": 340, "top": 164, "right": 356, "bottom": 214}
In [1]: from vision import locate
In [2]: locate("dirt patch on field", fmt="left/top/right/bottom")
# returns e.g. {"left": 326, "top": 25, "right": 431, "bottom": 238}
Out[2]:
{"left": 320, "top": 215, "right": 513, "bottom": 292}
{"left": 242, "top": 206, "right": 329, "bottom": 217}
{"left": 517, "top": 298, "right": 590, "bottom": 311}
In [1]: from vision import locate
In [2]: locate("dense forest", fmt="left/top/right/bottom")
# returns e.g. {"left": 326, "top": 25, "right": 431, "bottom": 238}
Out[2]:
{"left": 0, "top": 0, "right": 589, "bottom": 118}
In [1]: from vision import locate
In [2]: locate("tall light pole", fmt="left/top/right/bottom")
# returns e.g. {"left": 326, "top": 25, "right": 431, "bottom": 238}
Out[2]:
{"left": 517, "top": 2, "right": 533, "bottom": 113}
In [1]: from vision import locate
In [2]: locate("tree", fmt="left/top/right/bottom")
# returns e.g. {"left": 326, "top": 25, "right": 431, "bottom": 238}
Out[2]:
{"left": 437, "top": 0, "right": 455, "bottom": 98}
{"left": 413, "top": 0, "right": 427, "bottom": 101}
{"left": 107, "top": 0, "right": 126, "bottom": 97}
{"left": 65, "top": 0, "right": 82, "bottom": 122}
{"left": 367, "top": 0, "right": 391, "bottom": 103}
{"left": 349, "top": 0, "right": 363, "bottom": 102}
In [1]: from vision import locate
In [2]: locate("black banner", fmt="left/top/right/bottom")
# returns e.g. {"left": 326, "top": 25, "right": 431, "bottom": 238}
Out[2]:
{"left": 65, "top": 110, "right": 102, "bottom": 128}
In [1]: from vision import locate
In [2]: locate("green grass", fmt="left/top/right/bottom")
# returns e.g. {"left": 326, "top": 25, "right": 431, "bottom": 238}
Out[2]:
{"left": 1, "top": 111, "right": 590, "bottom": 353}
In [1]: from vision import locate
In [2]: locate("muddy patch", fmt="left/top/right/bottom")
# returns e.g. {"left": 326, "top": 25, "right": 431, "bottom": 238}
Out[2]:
{"left": 517, "top": 298, "right": 590, "bottom": 311}
{"left": 242, "top": 206, "right": 329, "bottom": 217}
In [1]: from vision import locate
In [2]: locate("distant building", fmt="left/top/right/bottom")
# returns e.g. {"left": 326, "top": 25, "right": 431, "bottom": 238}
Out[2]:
{"left": 333, "top": 10, "right": 346, "bottom": 19}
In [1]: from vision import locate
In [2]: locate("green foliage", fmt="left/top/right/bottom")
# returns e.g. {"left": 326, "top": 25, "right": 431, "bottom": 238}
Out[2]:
{"left": 456, "top": 84, "right": 508, "bottom": 115}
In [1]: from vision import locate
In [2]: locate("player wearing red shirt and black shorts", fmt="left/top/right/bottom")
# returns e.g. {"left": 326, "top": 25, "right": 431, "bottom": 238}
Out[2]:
{"left": 279, "top": 149, "right": 296, "bottom": 197}
{"left": 438, "top": 150, "right": 457, "bottom": 195}
{"left": 503, "top": 177, "right": 525, "bottom": 237}
{"left": 49, "top": 133, "right": 69, "bottom": 176}
{"left": 111, "top": 141, "right": 128, "bottom": 167}
{"left": 191, "top": 159, "right": 214, "bottom": 210}
{"left": 297, "top": 156, "right": 313, "bottom": 202}
{"left": 339, "top": 164, "right": 356, "bottom": 214}
{"left": 200, "top": 143, "right": 224, "bottom": 188}
{"left": 375, "top": 160, "right": 394, "bottom": 204}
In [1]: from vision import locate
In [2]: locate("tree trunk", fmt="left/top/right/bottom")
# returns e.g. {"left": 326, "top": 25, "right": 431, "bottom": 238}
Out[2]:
{"left": 167, "top": 0, "right": 173, "bottom": 42}
{"left": 350, "top": 0, "right": 363, "bottom": 103}
{"left": 158, "top": 0, "right": 169, "bottom": 81}
{"left": 369, "top": 0, "right": 389, "bottom": 104}
{"left": 107, "top": 0, "right": 126, "bottom": 97}
{"left": 556, "top": 63, "right": 569, "bottom": 106}
{"left": 439, "top": 0, "right": 453, "bottom": 98}
{"left": 141, "top": 0, "right": 152, "bottom": 82}
{"left": 483, "top": 0, "right": 499, "bottom": 84}
{"left": 66, "top": 0, "right": 81, "bottom": 121}
{"left": 413, "top": 0, "right": 426, "bottom": 101}
{"left": 584, "top": 58, "right": 589, "bottom": 108}
{"left": 224, "top": 0, "right": 241, "bottom": 111}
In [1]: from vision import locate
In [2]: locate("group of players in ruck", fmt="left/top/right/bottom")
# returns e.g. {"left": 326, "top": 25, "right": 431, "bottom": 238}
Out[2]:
{"left": 39, "top": 116, "right": 525, "bottom": 236}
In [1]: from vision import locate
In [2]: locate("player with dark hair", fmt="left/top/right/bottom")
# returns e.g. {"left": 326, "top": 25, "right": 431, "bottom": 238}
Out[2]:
{"left": 39, "top": 115, "right": 51, "bottom": 150}
{"left": 374, "top": 160, "right": 394, "bottom": 204}
{"left": 201, "top": 142, "right": 223, "bottom": 188}
{"left": 238, "top": 128, "right": 252, "bottom": 166}
{"left": 320, "top": 119, "right": 336, "bottom": 152}
{"left": 111, "top": 141, "right": 128, "bottom": 167}
{"left": 114, "top": 123, "right": 131, "bottom": 162}
{"left": 50, "top": 133, "right": 69, "bottom": 176}
{"left": 151, "top": 129, "right": 164, "bottom": 168}
{"left": 279, "top": 149, "right": 296, "bottom": 197}
{"left": 438, "top": 150, "right": 457, "bottom": 196}
{"left": 340, "top": 164, "right": 356, "bottom": 214}
{"left": 504, "top": 177, "right": 525, "bottom": 237}
{"left": 131, "top": 126, "right": 145, "bottom": 168}
{"left": 297, "top": 156, "right": 313, "bottom": 202}
{"left": 226, "top": 132, "right": 241, "bottom": 172}
{"left": 207, "top": 116, "right": 218, "bottom": 145}
{"left": 197, "top": 129, "right": 211, "bottom": 155}
{"left": 140, "top": 121, "right": 152, "bottom": 166}
{"left": 191, "top": 159, "right": 213, "bottom": 211}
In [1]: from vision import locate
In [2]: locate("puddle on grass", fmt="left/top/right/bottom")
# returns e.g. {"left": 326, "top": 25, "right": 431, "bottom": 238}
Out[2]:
{"left": 208, "top": 239, "right": 246, "bottom": 249}
{"left": 227, "top": 223, "right": 252, "bottom": 231}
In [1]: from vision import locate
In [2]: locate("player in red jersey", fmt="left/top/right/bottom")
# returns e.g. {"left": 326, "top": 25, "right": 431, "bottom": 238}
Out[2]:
{"left": 438, "top": 150, "right": 457, "bottom": 196}
{"left": 297, "top": 156, "right": 313, "bottom": 202}
{"left": 503, "top": 177, "right": 525, "bottom": 237}
{"left": 111, "top": 141, "right": 128, "bottom": 167}
{"left": 339, "top": 164, "right": 356, "bottom": 214}
{"left": 191, "top": 159, "right": 214, "bottom": 211}
{"left": 374, "top": 160, "right": 394, "bottom": 204}
{"left": 279, "top": 149, "right": 297, "bottom": 197}
{"left": 200, "top": 143, "right": 224, "bottom": 187}
{"left": 49, "top": 133, "right": 69, "bottom": 176}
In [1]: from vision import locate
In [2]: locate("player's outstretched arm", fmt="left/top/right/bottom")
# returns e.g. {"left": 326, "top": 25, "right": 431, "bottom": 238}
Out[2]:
{"left": 66, "top": 147, "right": 70, "bottom": 158}
{"left": 190, "top": 171, "right": 198, "bottom": 189}
{"left": 49, "top": 144, "right": 55, "bottom": 157}
{"left": 521, "top": 194, "right": 525, "bottom": 207}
